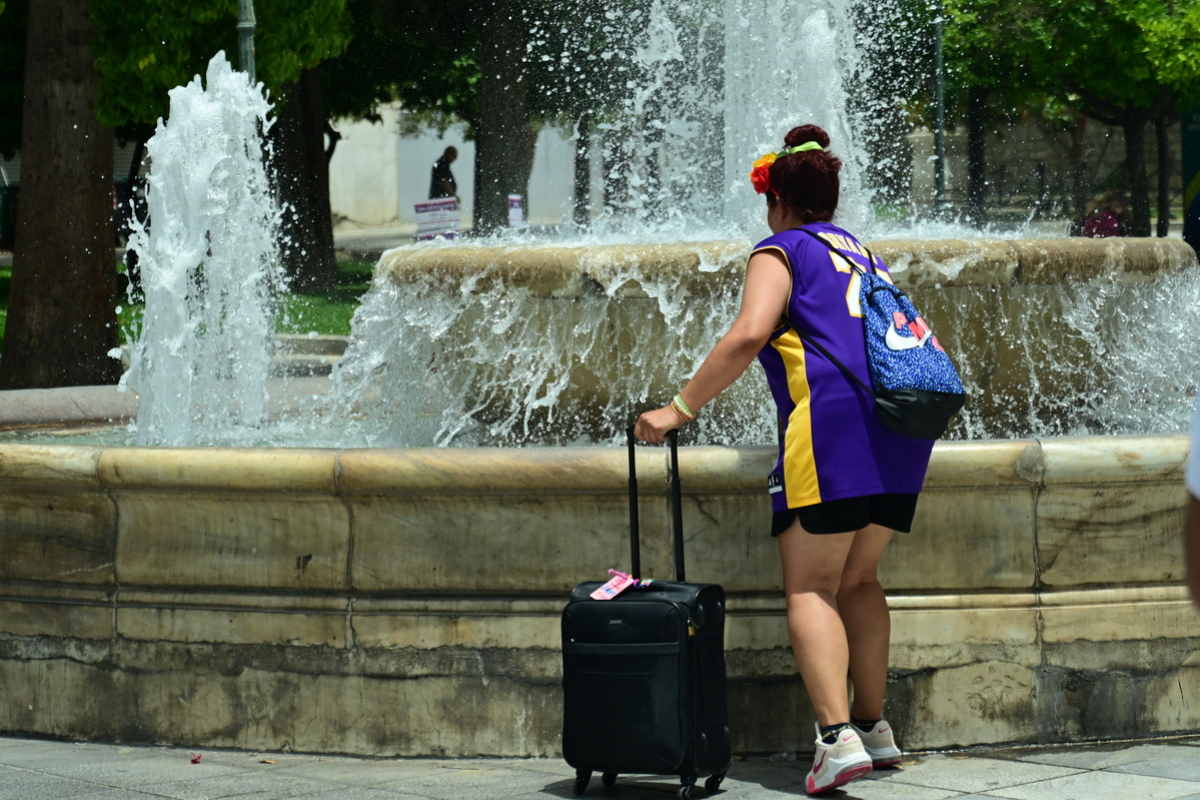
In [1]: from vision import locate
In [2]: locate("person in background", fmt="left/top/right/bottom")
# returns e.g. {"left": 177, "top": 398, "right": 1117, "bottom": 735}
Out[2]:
{"left": 1184, "top": 396, "right": 1200, "bottom": 610}
{"left": 429, "top": 146, "right": 458, "bottom": 200}
{"left": 635, "top": 123, "right": 933, "bottom": 795}
{"left": 1080, "top": 189, "right": 1130, "bottom": 238}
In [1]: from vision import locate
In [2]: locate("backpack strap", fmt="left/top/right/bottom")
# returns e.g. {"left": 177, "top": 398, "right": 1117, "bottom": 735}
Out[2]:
{"left": 783, "top": 226, "right": 877, "bottom": 398}
{"left": 789, "top": 318, "right": 876, "bottom": 398}
{"left": 797, "top": 226, "right": 878, "bottom": 275}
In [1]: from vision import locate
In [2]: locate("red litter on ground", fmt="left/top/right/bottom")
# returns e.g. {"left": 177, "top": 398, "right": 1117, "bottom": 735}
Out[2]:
{"left": 190, "top": 753, "right": 202, "bottom": 764}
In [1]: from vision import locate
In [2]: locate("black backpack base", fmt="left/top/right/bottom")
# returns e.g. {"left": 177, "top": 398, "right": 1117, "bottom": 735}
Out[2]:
{"left": 875, "top": 388, "right": 967, "bottom": 439}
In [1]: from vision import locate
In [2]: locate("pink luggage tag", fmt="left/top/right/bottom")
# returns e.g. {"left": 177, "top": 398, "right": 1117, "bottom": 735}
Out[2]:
{"left": 590, "top": 568, "right": 657, "bottom": 599}
{"left": 590, "top": 569, "right": 652, "bottom": 600}
{"left": 590, "top": 570, "right": 634, "bottom": 600}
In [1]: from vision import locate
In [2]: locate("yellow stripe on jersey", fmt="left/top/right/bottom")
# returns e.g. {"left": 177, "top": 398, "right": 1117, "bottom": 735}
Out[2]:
{"left": 769, "top": 327, "right": 822, "bottom": 507}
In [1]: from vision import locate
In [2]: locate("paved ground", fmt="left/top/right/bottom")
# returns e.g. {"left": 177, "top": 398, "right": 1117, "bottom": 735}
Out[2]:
{"left": 3, "top": 733, "right": 1200, "bottom": 800}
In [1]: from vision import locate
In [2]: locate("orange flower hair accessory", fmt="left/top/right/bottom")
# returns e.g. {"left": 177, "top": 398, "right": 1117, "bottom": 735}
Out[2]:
{"left": 749, "top": 153, "right": 776, "bottom": 194}
{"left": 748, "top": 141, "right": 824, "bottom": 194}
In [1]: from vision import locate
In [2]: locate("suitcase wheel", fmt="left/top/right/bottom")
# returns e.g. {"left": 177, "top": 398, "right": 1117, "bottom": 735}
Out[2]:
{"left": 573, "top": 769, "right": 591, "bottom": 796}
{"left": 678, "top": 773, "right": 697, "bottom": 800}
{"left": 601, "top": 772, "right": 618, "bottom": 788}
{"left": 705, "top": 773, "right": 725, "bottom": 794}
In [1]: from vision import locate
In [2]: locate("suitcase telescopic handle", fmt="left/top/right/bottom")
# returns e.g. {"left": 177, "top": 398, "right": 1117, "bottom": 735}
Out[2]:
{"left": 626, "top": 426, "right": 641, "bottom": 580}
{"left": 626, "top": 426, "right": 685, "bottom": 583}
{"left": 669, "top": 429, "right": 685, "bottom": 583}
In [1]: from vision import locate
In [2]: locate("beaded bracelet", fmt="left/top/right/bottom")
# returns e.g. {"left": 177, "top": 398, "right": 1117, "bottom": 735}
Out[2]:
{"left": 671, "top": 393, "right": 697, "bottom": 422}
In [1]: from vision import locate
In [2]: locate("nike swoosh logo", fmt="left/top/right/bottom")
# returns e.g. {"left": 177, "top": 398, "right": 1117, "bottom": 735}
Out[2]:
{"left": 878, "top": 727, "right": 889, "bottom": 734}
{"left": 813, "top": 751, "right": 828, "bottom": 773}
{"left": 885, "top": 323, "right": 932, "bottom": 351}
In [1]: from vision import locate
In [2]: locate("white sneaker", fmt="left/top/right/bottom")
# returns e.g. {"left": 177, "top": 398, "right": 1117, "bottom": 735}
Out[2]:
{"left": 856, "top": 719, "right": 902, "bottom": 768}
{"left": 805, "top": 725, "right": 873, "bottom": 794}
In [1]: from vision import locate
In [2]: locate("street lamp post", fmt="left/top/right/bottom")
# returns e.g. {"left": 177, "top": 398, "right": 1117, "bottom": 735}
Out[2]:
{"left": 238, "top": 0, "right": 257, "bottom": 84}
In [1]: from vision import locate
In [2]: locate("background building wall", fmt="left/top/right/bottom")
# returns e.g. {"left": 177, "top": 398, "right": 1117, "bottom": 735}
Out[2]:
{"left": 329, "top": 106, "right": 577, "bottom": 234}
{"left": 328, "top": 107, "right": 403, "bottom": 230}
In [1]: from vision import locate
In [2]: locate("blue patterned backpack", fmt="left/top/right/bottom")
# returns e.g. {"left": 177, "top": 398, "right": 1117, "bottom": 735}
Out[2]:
{"left": 795, "top": 228, "right": 966, "bottom": 439}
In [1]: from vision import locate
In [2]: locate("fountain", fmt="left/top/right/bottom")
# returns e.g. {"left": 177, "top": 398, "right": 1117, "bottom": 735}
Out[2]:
{"left": 2, "top": 3, "right": 1200, "bottom": 760}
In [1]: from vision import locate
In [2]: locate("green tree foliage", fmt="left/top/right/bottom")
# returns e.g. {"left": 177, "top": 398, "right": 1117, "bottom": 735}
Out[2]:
{"left": 1138, "top": 0, "right": 1200, "bottom": 104}
{"left": 323, "top": 0, "right": 479, "bottom": 125}
{"left": 89, "top": 1, "right": 352, "bottom": 290}
{"left": 90, "top": 0, "right": 351, "bottom": 129}
{"left": 944, "top": 0, "right": 1200, "bottom": 234}
{"left": 1021, "top": 0, "right": 1200, "bottom": 235}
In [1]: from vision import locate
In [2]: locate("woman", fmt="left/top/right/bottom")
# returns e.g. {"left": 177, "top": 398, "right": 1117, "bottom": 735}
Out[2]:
{"left": 634, "top": 124, "right": 935, "bottom": 795}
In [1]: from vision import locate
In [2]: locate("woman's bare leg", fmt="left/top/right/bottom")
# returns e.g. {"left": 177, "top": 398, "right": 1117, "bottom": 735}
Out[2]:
{"left": 777, "top": 520, "right": 857, "bottom": 726}
{"left": 836, "top": 524, "right": 894, "bottom": 721}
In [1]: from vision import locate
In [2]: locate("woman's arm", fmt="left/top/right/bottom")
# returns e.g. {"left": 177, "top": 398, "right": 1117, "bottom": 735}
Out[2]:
{"left": 634, "top": 250, "right": 791, "bottom": 442}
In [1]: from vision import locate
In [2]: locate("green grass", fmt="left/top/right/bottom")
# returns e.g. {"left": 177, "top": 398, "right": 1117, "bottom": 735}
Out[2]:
{"left": 275, "top": 259, "right": 374, "bottom": 337}
{"left": 0, "top": 258, "right": 376, "bottom": 347}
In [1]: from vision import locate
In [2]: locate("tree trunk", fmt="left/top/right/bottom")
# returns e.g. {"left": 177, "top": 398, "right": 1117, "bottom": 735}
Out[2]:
{"left": 270, "top": 67, "right": 337, "bottom": 293}
{"left": 1156, "top": 112, "right": 1172, "bottom": 238}
{"left": 0, "top": 0, "right": 119, "bottom": 389}
{"left": 965, "top": 87, "right": 989, "bottom": 228}
{"left": 474, "top": 1, "right": 536, "bottom": 233}
{"left": 1123, "top": 116, "right": 1152, "bottom": 236}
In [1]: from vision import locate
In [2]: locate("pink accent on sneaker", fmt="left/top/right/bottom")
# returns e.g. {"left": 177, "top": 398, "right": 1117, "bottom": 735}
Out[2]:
{"left": 806, "top": 726, "right": 874, "bottom": 795}
{"left": 806, "top": 763, "right": 872, "bottom": 794}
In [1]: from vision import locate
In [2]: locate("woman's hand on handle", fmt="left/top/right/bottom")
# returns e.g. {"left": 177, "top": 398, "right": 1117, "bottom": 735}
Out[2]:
{"left": 634, "top": 406, "right": 682, "bottom": 443}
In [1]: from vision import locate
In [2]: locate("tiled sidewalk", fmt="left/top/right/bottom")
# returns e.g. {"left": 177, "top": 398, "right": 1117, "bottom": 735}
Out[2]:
{"left": 2, "top": 734, "right": 1199, "bottom": 800}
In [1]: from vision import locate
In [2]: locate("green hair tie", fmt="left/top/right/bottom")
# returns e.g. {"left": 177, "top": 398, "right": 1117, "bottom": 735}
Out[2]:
{"left": 777, "top": 141, "right": 824, "bottom": 157}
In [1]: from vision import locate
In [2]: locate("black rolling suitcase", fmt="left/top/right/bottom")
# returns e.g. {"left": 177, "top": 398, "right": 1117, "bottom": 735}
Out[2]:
{"left": 561, "top": 429, "right": 731, "bottom": 799}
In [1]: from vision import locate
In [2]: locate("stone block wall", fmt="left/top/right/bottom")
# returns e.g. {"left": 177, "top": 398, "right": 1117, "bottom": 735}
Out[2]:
{"left": 1, "top": 437, "right": 1198, "bottom": 756}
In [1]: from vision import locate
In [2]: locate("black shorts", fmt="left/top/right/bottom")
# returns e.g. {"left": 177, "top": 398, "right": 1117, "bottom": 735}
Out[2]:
{"left": 771, "top": 493, "right": 920, "bottom": 536}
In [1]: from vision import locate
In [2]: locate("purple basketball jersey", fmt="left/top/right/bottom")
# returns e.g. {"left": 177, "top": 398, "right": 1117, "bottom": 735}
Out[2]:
{"left": 754, "top": 224, "right": 934, "bottom": 512}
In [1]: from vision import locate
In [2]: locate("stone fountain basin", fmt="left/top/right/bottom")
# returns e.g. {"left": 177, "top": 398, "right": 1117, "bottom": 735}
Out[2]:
{"left": 369, "top": 237, "right": 1200, "bottom": 442}
{"left": 379, "top": 236, "right": 1196, "bottom": 293}
{"left": 1, "top": 434, "right": 1197, "bottom": 756}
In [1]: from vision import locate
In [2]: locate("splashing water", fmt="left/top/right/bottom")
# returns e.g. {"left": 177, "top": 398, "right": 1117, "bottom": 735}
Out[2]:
{"left": 121, "top": 53, "right": 283, "bottom": 447}
{"left": 318, "top": 242, "right": 1200, "bottom": 449}
{"left": 549, "top": 0, "right": 872, "bottom": 241}
{"left": 112, "top": 19, "right": 1200, "bottom": 451}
